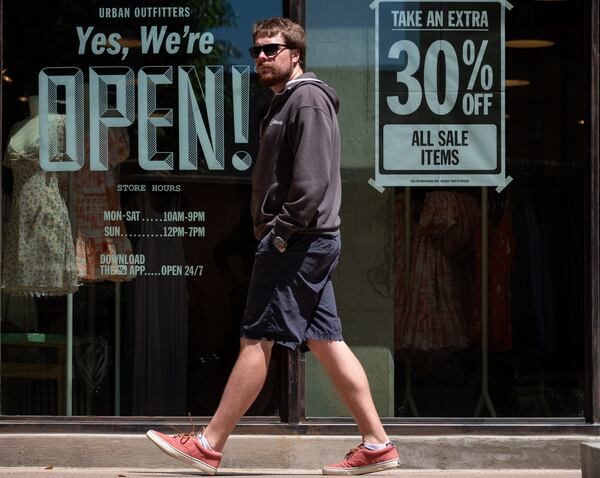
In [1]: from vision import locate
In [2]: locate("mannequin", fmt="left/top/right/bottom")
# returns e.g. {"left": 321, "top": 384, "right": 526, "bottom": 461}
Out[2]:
{"left": 8, "top": 96, "right": 39, "bottom": 154}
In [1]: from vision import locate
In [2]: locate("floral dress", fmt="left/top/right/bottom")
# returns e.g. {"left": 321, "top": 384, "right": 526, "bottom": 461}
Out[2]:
{"left": 2, "top": 115, "right": 78, "bottom": 295}
{"left": 396, "top": 191, "right": 479, "bottom": 351}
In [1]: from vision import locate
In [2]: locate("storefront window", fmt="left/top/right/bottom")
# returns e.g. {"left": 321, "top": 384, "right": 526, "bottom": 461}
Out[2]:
{"left": 1, "top": 0, "right": 283, "bottom": 416}
{"left": 306, "top": 0, "right": 586, "bottom": 417}
{"left": 1, "top": 0, "right": 589, "bottom": 421}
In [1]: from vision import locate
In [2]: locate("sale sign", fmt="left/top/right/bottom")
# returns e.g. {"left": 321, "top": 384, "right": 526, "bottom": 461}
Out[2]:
{"left": 371, "top": 0, "right": 512, "bottom": 187}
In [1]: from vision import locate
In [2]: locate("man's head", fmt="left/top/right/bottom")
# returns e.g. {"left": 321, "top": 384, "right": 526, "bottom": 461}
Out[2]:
{"left": 250, "top": 17, "right": 305, "bottom": 91}
{"left": 252, "top": 17, "right": 306, "bottom": 68}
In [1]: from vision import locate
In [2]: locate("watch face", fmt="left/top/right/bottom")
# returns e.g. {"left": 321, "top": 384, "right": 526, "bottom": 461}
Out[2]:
{"left": 272, "top": 236, "right": 285, "bottom": 248}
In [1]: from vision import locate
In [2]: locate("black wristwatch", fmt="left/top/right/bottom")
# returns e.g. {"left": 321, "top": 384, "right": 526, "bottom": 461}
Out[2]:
{"left": 271, "top": 234, "right": 287, "bottom": 253}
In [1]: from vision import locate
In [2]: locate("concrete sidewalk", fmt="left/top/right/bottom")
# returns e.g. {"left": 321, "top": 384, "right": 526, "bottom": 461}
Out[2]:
{"left": 1, "top": 434, "right": 594, "bottom": 470}
{"left": 0, "top": 468, "right": 582, "bottom": 477}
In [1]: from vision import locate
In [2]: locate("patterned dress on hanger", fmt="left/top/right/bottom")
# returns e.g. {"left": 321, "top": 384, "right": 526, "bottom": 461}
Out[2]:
{"left": 2, "top": 115, "right": 78, "bottom": 295}
{"left": 72, "top": 128, "right": 134, "bottom": 281}
{"left": 396, "top": 191, "right": 479, "bottom": 352}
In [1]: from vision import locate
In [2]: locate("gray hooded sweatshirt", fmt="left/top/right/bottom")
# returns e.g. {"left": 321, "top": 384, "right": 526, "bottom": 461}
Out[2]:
{"left": 251, "top": 72, "right": 342, "bottom": 241}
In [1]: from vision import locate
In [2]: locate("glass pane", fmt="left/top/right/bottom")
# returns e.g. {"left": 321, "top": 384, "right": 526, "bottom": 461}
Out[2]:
{"left": 1, "top": 0, "right": 283, "bottom": 416}
{"left": 306, "top": 0, "right": 586, "bottom": 417}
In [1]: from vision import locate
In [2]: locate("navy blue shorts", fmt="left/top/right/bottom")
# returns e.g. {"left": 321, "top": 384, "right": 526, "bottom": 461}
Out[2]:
{"left": 240, "top": 232, "right": 344, "bottom": 350}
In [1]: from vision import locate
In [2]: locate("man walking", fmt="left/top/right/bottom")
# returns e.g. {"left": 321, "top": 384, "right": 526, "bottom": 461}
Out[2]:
{"left": 146, "top": 17, "right": 399, "bottom": 476}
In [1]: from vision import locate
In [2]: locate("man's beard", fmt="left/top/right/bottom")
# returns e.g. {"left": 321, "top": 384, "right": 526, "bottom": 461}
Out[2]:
{"left": 257, "top": 63, "right": 293, "bottom": 88}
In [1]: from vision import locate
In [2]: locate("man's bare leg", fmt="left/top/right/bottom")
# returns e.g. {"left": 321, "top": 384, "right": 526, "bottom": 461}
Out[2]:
{"left": 202, "top": 338, "right": 273, "bottom": 451}
{"left": 307, "top": 339, "right": 388, "bottom": 444}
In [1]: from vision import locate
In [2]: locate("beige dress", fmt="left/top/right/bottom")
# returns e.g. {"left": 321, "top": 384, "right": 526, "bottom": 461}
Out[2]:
{"left": 2, "top": 115, "right": 78, "bottom": 295}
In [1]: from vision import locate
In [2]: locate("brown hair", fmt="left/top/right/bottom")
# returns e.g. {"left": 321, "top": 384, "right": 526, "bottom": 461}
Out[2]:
{"left": 252, "top": 17, "right": 306, "bottom": 68}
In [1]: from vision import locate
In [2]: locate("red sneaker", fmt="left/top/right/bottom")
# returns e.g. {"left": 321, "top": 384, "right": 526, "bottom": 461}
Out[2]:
{"left": 322, "top": 443, "right": 399, "bottom": 475}
{"left": 146, "top": 429, "right": 221, "bottom": 475}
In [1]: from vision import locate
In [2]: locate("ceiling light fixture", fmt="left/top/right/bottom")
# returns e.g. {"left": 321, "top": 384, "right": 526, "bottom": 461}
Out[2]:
{"left": 506, "top": 39, "right": 555, "bottom": 48}
{"left": 505, "top": 79, "right": 531, "bottom": 87}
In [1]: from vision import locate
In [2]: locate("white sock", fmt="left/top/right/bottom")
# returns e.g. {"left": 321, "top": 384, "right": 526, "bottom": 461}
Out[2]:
{"left": 199, "top": 433, "right": 214, "bottom": 451}
{"left": 363, "top": 441, "right": 389, "bottom": 451}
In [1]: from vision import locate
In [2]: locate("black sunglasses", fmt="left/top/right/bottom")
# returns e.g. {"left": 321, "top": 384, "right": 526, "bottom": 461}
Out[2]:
{"left": 248, "top": 43, "right": 289, "bottom": 59}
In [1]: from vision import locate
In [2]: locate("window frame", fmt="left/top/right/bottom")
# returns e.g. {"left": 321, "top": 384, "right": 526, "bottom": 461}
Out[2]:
{"left": 0, "top": 0, "right": 599, "bottom": 431}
